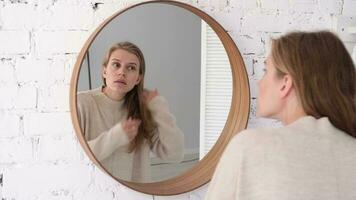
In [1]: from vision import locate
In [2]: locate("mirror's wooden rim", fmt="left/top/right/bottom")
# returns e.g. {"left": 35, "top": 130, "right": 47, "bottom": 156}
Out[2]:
{"left": 69, "top": 0, "right": 250, "bottom": 195}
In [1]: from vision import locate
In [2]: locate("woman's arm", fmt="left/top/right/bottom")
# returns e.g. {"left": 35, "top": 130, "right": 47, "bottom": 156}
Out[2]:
{"left": 77, "top": 94, "right": 132, "bottom": 161}
{"left": 147, "top": 94, "right": 185, "bottom": 163}
{"left": 205, "top": 133, "right": 243, "bottom": 200}
{"left": 205, "top": 129, "right": 260, "bottom": 200}
{"left": 86, "top": 122, "right": 130, "bottom": 161}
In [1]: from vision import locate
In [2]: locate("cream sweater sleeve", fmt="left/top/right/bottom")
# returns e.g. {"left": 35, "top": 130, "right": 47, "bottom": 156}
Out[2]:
{"left": 86, "top": 123, "right": 130, "bottom": 161}
{"left": 77, "top": 94, "right": 130, "bottom": 162}
{"left": 205, "top": 130, "right": 248, "bottom": 200}
{"left": 147, "top": 96, "right": 184, "bottom": 163}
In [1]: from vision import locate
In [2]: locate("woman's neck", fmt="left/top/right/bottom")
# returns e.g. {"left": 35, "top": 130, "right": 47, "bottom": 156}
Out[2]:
{"left": 102, "top": 86, "right": 125, "bottom": 101}
{"left": 278, "top": 94, "right": 307, "bottom": 125}
{"left": 280, "top": 109, "right": 307, "bottom": 125}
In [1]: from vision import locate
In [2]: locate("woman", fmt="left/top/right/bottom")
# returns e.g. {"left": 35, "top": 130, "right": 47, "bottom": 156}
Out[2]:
{"left": 205, "top": 31, "right": 356, "bottom": 199}
{"left": 77, "top": 42, "right": 184, "bottom": 182}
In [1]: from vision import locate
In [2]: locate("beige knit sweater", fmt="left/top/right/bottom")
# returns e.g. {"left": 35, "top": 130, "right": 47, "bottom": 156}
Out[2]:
{"left": 77, "top": 88, "right": 184, "bottom": 182}
{"left": 205, "top": 116, "right": 356, "bottom": 200}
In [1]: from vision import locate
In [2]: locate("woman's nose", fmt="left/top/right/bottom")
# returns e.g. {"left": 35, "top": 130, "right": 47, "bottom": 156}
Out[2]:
{"left": 117, "top": 67, "right": 126, "bottom": 76}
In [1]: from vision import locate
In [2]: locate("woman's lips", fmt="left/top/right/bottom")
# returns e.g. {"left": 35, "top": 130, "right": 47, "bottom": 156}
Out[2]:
{"left": 114, "top": 80, "right": 127, "bottom": 85}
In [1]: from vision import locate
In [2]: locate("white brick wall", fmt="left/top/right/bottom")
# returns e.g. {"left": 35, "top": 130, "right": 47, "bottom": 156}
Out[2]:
{"left": 23, "top": 112, "right": 73, "bottom": 136}
{"left": 0, "top": 4, "right": 40, "bottom": 30}
{"left": 0, "top": 31, "right": 30, "bottom": 55}
{"left": 0, "top": 0, "right": 355, "bottom": 199}
{"left": 0, "top": 61, "right": 16, "bottom": 84}
{"left": 0, "top": 137, "right": 33, "bottom": 163}
{"left": 0, "top": 113, "right": 21, "bottom": 137}
{"left": 2, "top": 163, "right": 93, "bottom": 199}
{"left": 35, "top": 31, "right": 89, "bottom": 57}
{"left": 15, "top": 85, "right": 37, "bottom": 109}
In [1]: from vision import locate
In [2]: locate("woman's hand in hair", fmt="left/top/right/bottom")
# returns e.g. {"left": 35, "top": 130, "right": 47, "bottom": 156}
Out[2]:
{"left": 142, "top": 88, "right": 159, "bottom": 104}
{"left": 122, "top": 117, "right": 141, "bottom": 141}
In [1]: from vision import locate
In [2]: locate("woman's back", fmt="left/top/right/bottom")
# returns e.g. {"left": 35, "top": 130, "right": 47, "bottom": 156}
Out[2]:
{"left": 206, "top": 116, "right": 356, "bottom": 200}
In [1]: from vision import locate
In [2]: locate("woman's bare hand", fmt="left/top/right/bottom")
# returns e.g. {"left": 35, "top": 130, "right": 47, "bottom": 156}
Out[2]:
{"left": 122, "top": 117, "right": 141, "bottom": 141}
{"left": 142, "top": 88, "right": 159, "bottom": 104}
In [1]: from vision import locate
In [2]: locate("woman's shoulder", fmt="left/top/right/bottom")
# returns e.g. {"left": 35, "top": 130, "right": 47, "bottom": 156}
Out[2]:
{"left": 227, "top": 116, "right": 350, "bottom": 152}
{"left": 228, "top": 127, "right": 280, "bottom": 148}
{"left": 77, "top": 88, "right": 102, "bottom": 106}
{"left": 231, "top": 116, "right": 325, "bottom": 143}
{"left": 77, "top": 87, "right": 101, "bottom": 97}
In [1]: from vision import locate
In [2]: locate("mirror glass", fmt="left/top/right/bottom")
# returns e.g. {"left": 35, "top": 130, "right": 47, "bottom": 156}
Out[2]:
{"left": 76, "top": 3, "right": 232, "bottom": 183}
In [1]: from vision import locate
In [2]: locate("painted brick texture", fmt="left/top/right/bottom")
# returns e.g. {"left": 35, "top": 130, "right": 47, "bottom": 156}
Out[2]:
{"left": 0, "top": 0, "right": 355, "bottom": 199}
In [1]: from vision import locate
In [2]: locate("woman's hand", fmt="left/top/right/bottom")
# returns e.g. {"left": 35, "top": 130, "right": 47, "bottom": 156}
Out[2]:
{"left": 142, "top": 88, "right": 159, "bottom": 104}
{"left": 122, "top": 117, "right": 141, "bottom": 141}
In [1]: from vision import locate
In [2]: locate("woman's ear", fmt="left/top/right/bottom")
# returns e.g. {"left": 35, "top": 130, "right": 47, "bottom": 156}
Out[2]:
{"left": 135, "top": 75, "right": 142, "bottom": 85}
{"left": 280, "top": 74, "right": 293, "bottom": 98}
{"left": 102, "top": 66, "right": 107, "bottom": 78}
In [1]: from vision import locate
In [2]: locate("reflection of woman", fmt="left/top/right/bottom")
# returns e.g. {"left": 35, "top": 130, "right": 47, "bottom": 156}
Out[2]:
{"left": 77, "top": 42, "right": 184, "bottom": 182}
{"left": 206, "top": 31, "right": 356, "bottom": 199}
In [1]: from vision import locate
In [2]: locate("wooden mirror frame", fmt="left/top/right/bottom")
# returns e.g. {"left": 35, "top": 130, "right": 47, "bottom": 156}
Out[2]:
{"left": 70, "top": 0, "right": 250, "bottom": 195}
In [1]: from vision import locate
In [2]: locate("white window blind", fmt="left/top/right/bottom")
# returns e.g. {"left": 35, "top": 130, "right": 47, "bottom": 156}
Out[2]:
{"left": 200, "top": 21, "right": 233, "bottom": 159}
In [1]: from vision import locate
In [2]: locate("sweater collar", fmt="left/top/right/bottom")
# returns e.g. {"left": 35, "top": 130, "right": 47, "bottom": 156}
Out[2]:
{"left": 287, "top": 115, "right": 332, "bottom": 130}
{"left": 95, "top": 87, "right": 125, "bottom": 107}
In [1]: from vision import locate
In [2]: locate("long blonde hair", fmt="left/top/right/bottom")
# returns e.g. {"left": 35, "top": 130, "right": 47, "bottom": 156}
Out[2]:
{"left": 102, "top": 42, "right": 157, "bottom": 152}
{"left": 271, "top": 31, "right": 356, "bottom": 136}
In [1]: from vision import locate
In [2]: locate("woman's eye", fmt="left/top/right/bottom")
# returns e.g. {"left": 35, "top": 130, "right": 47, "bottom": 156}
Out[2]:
{"left": 128, "top": 66, "right": 136, "bottom": 71}
{"left": 112, "top": 62, "right": 120, "bottom": 68}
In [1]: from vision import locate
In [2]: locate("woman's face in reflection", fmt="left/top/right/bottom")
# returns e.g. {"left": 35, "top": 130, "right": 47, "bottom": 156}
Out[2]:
{"left": 102, "top": 49, "right": 142, "bottom": 98}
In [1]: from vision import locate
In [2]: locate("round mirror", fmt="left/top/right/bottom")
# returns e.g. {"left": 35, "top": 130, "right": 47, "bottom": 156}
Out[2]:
{"left": 70, "top": 0, "right": 250, "bottom": 195}
{"left": 78, "top": 2, "right": 229, "bottom": 183}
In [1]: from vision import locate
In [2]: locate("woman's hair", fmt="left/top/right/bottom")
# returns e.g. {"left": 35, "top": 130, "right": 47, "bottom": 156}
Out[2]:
{"left": 102, "top": 42, "right": 157, "bottom": 152}
{"left": 270, "top": 30, "right": 356, "bottom": 136}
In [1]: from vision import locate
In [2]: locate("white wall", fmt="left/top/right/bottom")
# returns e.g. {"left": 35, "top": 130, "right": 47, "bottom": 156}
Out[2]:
{"left": 0, "top": 0, "right": 355, "bottom": 199}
